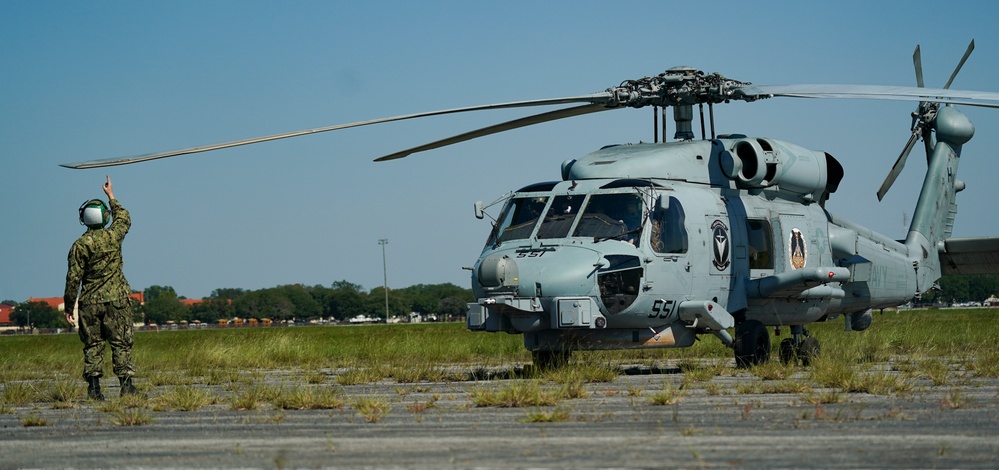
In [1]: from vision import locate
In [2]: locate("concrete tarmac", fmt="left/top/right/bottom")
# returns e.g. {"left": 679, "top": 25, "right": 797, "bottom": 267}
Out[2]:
{"left": 2, "top": 362, "right": 997, "bottom": 469}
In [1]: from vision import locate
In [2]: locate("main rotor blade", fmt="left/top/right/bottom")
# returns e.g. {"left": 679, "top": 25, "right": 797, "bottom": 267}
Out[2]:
{"left": 877, "top": 131, "right": 919, "bottom": 201}
{"left": 910, "top": 45, "right": 925, "bottom": 131}
{"left": 738, "top": 84, "right": 999, "bottom": 108}
{"left": 913, "top": 45, "right": 924, "bottom": 88}
{"left": 374, "top": 103, "right": 610, "bottom": 161}
{"left": 943, "top": 39, "right": 975, "bottom": 90}
{"left": 60, "top": 93, "right": 614, "bottom": 169}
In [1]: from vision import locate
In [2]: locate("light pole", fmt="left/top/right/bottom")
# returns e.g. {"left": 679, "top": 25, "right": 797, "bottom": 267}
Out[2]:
{"left": 379, "top": 238, "right": 389, "bottom": 322}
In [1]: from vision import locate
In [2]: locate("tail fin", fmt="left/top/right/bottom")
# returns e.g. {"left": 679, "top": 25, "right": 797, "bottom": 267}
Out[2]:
{"left": 905, "top": 106, "right": 975, "bottom": 293}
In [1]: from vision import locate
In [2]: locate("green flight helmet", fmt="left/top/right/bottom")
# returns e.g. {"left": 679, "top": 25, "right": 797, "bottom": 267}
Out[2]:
{"left": 79, "top": 199, "right": 110, "bottom": 229}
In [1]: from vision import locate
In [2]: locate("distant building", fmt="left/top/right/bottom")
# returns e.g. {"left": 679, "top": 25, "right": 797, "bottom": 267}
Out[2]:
{"left": 0, "top": 303, "right": 14, "bottom": 326}
{"left": 28, "top": 292, "right": 146, "bottom": 314}
{"left": 1, "top": 292, "right": 146, "bottom": 332}
{"left": 29, "top": 297, "right": 65, "bottom": 311}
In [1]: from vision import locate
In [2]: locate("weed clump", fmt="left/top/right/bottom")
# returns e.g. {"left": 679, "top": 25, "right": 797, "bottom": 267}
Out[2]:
{"left": 470, "top": 381, "right": 559, "bottom": 407}
{"left": 272, "top": 385, "right": 345, "bottom": 410}
{"left": 351, "top": 397, "right": 391, "bottom": 423}
{"left": 648, "top": 382, "right": 686, "bottom": 405}
{"left": 109, "top": 408, "right": 153, "bottom": 426}
{"left": 152, "top": 385, "right": 217, "bottom": 411}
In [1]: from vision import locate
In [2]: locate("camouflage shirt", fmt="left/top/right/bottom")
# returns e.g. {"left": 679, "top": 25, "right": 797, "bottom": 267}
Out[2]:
{"left": 64, "top": 199, "right": 132, "bottom": 306}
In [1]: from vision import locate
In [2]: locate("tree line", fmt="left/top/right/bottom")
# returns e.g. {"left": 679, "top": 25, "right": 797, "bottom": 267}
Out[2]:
{"left": 139, "top": 281, "right": 473, "bottom": 325}
{"left": 919, "top": 274, "right": 999, "bottom": 306}
{"left": 4, "top": 281, "right": 474, "bottom": 329}
{"left": 7, "top": 274, "right": 999, "bottom": 330}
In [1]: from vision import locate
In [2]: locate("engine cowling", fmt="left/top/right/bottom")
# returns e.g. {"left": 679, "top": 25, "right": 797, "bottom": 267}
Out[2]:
{"left": 717, "top": 137, "right": 843, "bottom": 202}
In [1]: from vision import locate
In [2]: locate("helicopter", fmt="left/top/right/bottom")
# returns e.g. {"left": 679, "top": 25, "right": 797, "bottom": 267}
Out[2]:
{"left": 63, "top": 42, "right": 999, "bottom": 368}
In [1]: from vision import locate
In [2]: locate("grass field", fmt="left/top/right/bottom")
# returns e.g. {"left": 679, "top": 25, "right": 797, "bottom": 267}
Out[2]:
{"left": 2, "top": 309, "right": 998, "bottom": 410}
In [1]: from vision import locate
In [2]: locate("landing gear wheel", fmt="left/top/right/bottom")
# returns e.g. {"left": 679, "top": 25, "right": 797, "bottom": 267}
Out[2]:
{"left": 776, "top": 328, "right": 821, "bottom": 366}
{"left": 532, "top": 350, "right": 571, "bottom": 370}
{"left": 778, "top": 338, "right": 796, "bottom": 364}
{"left": 798, "top": 336, "right": 820, "bottom": 366}
{"left": 734, "top": 320, "right": 770, "bottom": 368}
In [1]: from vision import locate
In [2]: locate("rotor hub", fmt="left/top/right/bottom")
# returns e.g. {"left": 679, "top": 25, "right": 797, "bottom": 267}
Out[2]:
{"left": 605, "top": 69, "right": 754, "bottom": 109}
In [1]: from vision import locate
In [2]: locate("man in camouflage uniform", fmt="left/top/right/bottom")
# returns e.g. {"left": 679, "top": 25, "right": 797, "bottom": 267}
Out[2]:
{"left": 64, "top": 176, "right": 138, "bottom": 400}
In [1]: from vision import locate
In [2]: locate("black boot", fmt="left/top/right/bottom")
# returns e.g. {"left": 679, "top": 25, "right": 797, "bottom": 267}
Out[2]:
{"left": 119, "top": 376, "right": 137, "bottom": 396}
{"left": 86, "top": 376, "right": 106, "bottom": 401}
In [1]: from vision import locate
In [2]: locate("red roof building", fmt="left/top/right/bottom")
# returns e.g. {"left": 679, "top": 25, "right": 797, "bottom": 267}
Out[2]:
{"left": 28, "top": 297, "right": 65, "bottom": 311}
{"left": 0, "top": 303, "right": 14, "bottom": 324}
{"left": 26, "top": 292, "right": 146, "bottom": 314}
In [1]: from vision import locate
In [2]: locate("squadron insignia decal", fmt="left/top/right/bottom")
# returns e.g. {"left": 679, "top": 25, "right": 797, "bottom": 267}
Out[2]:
{"left": 711, "top": 220, "right": 730, "bottom": 270}
{"left": 789, "top": 228, "right": 807, "bottom": 270}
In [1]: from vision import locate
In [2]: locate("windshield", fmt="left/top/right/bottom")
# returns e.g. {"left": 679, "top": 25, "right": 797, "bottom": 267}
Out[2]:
{"left": 488, "top": 192, "right": 646, "bottom": 245}
{"left": 572, "top": 193, "right": 644, "bottom": 244}
{"left": 492, "top": 196, "right": 548, "bottom": 244}
{"left": 536, "top": 195, "right": 583, "bottom": 239}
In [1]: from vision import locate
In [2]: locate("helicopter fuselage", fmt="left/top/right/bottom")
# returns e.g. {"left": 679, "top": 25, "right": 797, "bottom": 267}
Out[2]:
{"left": 467, "top": 137, "right": 921, "bottom": 353}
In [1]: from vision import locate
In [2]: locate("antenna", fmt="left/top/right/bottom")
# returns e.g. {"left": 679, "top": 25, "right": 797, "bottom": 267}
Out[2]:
{"left": 379, "top": 239, "right": 389, "bottom": 322}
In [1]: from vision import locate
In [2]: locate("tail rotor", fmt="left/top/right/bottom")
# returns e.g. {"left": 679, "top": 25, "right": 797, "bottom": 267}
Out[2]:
{"left": 877, "top": 40, "right": 975, "bottom": 201}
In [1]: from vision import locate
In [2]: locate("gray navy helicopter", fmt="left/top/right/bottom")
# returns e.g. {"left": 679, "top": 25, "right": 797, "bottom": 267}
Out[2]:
{"left": 64, "top": 42, "right": 999, "bottom": 368}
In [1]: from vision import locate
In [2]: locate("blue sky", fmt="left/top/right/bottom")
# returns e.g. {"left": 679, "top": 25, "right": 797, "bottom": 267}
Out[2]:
{"left": 4, "top": 0, "right": 999, "bottom": 301}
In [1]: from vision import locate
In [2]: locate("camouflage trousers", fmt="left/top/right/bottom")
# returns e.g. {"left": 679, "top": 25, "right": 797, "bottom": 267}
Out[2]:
{"left": 77, "top": 300, "right": 136, "bottom": 380}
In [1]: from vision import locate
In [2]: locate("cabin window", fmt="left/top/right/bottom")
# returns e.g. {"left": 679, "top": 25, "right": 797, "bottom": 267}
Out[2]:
{"left": 573, "top": 193, "right": 644, "bottom": 245}
{"left": 746, "top": 219, "right": 773, "bottom": 269}
{"left": 492, "top": 197, "right": 549, "bottom": 244}
{"left": 651, "top": 196, "right": 688, "bottom": 254}
{"left": 537, "top": 195, "right": 582, "bottom": 239}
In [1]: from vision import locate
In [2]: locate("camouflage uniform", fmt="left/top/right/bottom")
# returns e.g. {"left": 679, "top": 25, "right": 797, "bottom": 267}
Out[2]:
{"left": 64, "top": 199, "right": 136, "bottom": 380}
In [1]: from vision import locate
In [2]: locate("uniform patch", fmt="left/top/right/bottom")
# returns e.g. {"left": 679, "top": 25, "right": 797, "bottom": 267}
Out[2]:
{"left": 789, "top": 227, "right": 806, "bottom": 269}
{"left": 711, "top": 220, "right": 730, "bottom": 270}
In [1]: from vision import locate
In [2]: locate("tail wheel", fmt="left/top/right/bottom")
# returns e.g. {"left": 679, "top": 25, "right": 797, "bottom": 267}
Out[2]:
{"left": 734, "top": 320, "right": 770, "bottom": 368}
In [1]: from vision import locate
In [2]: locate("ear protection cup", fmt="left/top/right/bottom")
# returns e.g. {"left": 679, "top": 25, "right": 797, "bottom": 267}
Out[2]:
{"left": 79, "top": 199, "right": 110, "bottom": 228}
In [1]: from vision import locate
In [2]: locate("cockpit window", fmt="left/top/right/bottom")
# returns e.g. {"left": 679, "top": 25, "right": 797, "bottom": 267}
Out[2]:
{"left": 536, "top": 195, "right": 582, "bottom": 239}
{"left": 651, "top": 196, "right": 688, "bottom": 254}
{"left": 491, "top": 197, "right": 549, "bottom": 244}
{"left": 572, "top": 193, "right": 644, "bottom": 244}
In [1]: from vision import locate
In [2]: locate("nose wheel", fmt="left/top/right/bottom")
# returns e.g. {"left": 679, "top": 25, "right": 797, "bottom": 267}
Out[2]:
{"left": 777, "top": 326, "right": 820, "bottom": 366}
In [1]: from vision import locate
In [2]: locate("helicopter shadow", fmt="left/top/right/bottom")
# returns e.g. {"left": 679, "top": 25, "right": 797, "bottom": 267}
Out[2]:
{"left": 465, "top": 363, "right": 684, "bottom": 381}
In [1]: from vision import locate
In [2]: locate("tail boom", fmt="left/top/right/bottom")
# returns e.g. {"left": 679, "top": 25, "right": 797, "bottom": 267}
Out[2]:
{"left": 905, "top": 106, "right": 974, "bottom": 293}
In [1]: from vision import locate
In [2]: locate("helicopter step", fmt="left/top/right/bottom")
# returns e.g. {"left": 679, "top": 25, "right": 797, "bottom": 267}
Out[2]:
{"left": 676, "top": 300, "right": 734, "bottom": 346}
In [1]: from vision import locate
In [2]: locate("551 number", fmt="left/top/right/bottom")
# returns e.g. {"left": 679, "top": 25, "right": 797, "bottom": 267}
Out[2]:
{"left": 649, "top": 299, "right": 675, "bottom": 318}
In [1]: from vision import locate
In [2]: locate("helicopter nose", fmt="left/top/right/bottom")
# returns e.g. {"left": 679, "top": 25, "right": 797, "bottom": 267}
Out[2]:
{"left": 477, "top": 254, "right": 520, "bottom": 289}
{"left": 477, "top": 248, "right": 604, "bottom": 298}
